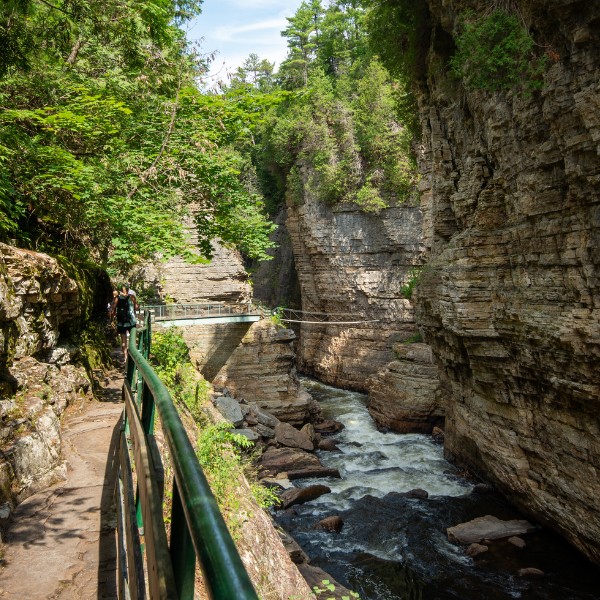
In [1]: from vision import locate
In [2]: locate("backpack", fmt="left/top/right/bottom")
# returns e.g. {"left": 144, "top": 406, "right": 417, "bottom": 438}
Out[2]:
{"left": 116, "top": 295, "right": 131, "bottom": 325}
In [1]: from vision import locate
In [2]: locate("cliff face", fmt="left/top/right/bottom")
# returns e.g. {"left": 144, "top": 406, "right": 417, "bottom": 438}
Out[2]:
{"left": 180, "top": 320, "right": 316, "bottom": 425}
{"left": 284, "top": 194, "right": 424, "bottom": 391}
{"left": 0, "top": 245, "right": 94, "bottom": 504}
{"left": 416, "top": 0, "right": 600, "bottom": 562}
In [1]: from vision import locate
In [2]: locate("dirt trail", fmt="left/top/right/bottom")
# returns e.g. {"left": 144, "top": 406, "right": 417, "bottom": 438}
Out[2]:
{"left": 0, "top": 367, "right": 124, "bottom": 599}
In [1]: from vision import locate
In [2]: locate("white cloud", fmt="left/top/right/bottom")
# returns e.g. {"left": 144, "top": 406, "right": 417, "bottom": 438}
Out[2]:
{"left": 212, "top": 17, "right": 288, "bottom": 42}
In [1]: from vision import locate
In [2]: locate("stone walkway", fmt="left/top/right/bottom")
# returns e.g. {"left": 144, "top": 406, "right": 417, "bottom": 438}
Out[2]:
{"left": 0, "top": 368, "right": 124, "bottom": 599}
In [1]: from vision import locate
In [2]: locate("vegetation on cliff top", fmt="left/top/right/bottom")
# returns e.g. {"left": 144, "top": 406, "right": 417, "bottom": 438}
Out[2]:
{"left": 253, "top": 1, "right": 420, "bottom": 214}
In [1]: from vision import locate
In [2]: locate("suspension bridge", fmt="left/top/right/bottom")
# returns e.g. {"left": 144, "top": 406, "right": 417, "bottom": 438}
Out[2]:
{"left": 140, "top": 303, "right": 379, "bottom": 327}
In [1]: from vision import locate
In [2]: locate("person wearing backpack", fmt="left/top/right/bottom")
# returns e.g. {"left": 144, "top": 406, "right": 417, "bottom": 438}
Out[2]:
{"left": 111, "top": 284, "right": 137, "bottom": 357}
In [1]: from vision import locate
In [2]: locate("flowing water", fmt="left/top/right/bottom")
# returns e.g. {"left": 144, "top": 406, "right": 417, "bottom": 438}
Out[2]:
{"left": 274, "top": 378, "right": 600, "bottom": 600}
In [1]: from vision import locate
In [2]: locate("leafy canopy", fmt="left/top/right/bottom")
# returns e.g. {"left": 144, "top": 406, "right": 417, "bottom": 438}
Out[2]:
{"left": 0, "top": 0, "right": 277, "bottom": 272}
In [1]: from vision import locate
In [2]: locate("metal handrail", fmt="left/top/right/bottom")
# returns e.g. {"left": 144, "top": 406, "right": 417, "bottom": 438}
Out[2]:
{"left": 115, "top": 312, "right": 258, "bottom": 600}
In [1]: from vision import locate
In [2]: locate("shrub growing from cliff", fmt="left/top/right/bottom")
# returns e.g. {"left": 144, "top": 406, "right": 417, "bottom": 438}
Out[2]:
{"left": 258, "top": 60, "right": 418, "bottom": 213}
{"left": 450, "top": 9, "right": 547, "bottom": 93}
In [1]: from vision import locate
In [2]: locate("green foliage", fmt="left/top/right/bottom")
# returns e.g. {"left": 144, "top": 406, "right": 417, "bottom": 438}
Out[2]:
{"left": 0, "top": 0, "right": 277, "bottom": 269}
{"left": 259, "top": 58, "right": 418, "bottom": 213}
{"left": 312, "top": 579, "right": 361, "bottom": 599}
{"left": 151, "top": 328, "right": 210, "bottom": 419}
{"left": 450, "top": 9, "right": 546, "bottom": 92}
{"left": 400, "top": 266, "right": 423, "bottom": 299}
{"left": 362, "top": 0, "right": 429, "bottom": 81}
{"left": 151, "top": 329, "right": 279, "bottom": 523}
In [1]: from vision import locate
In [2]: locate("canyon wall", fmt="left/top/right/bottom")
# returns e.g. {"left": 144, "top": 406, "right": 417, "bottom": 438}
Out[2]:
{"left": 177, "top": 320, "right": 316, "bottom": 425}
{"left": 415, "top": 0, "right": 600, "bottom": 563}
{"left": 0, "top": 244, "right": 96, "bottom": 505}
{"left": 284, "top": 195, "right": 426, "bottom": 387}
{"left": 134, "top": 220, "right": 251, "bottom": 304}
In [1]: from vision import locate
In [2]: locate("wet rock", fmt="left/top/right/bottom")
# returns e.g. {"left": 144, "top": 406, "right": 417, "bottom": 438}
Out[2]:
{"left": 403, "top": 488, "right": 429, "bottom": 499}
{"left": 214, "top": 396, "right": 244, "bottom": 427}
{"left": 466, "top": 543, "right": 489, "bottom": 557}
{"left": 287, "top": 467, "right": 341, "bottom": 480}
{"left": 508, "top": 536, "right": 526, "bottom": 549}
{"left": 279, "top": 485, "right": 331, "bottom": 509}
{"left": 518, "top": 568, "right": 545, "bottom": 578}
{"left": 314, "top": 419, "right": 344, "bottom": 434}
{"left": 432, "top": 426, "right": 445, "bottom": 443}
{"left": 472, "top": 483, "right": 494, "bottom": 494}
{"left": 296, "top": 564, "right": 353, "bottom": 599}
{"left": 318, "top": 438, "right": 340, "bottom": 452}
{"left": 274, "top": 422, "right": 314, "bottom": 451}
{"left": 300, "top": 423, "right": 316, "bottom": 445}
{"left": 258, "top": 447, "right": 323, "bottom": 477}
{"left": 314, "top": 515, "right": 344, "bottom": 533}
{"left": 278, "top": 529, "right": 310, "bottom": 565}
{"left": 447, "top": 515, "right": 535, "bottom": 545}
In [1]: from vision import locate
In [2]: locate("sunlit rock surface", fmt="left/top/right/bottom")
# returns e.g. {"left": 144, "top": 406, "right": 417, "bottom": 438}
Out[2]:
{"left": 416, "top": 0, "right": 600, "bottom": 563}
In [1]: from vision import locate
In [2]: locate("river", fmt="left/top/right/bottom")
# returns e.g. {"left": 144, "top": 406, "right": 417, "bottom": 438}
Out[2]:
{"left": 274, "top": 377, "right": 600, "bottom": 600}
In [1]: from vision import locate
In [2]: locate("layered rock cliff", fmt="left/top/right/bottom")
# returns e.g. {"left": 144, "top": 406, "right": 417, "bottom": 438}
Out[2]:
{"left": 0, "top": 245, "right": 96, "bottom": 504}
{"left": 281, "top": 196, "right": 426, "bottom": 389}
{"left": 415, "top": 0, "right": 600, "bottom": 563}
{"left": 180, "top": 320, "right": 316, "bottom": 425}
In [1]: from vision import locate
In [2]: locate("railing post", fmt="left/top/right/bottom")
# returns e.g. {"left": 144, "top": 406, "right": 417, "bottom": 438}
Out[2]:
{"left": 169, "top": 480, "right": 196, "bottom": 599}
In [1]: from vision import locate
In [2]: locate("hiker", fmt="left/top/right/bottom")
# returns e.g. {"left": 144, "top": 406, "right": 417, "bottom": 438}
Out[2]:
{"left": 111, "top": 284, "right": 136, "bottom": 356}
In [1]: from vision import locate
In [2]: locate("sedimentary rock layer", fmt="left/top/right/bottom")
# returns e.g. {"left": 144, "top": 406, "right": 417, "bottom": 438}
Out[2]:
{"left": 367, "top": 343, "right": 443, "bottom": 433}
{"left": 416, "top": 0, "right": 600, "bottom": 563}
{"left": 285, "top": 199, "right": 425, "bottom": 391}
{"left": 0, "top": 245, "right": 93, "bottom": 504}
{"left": 180, "top": 320, "right": 316, "bottom": 425}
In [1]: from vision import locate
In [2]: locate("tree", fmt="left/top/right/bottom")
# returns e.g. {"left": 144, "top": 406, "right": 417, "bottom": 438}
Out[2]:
{"left": 0, "top": 0, "right": 277, "bottom": 272}
{"left": 279, "top": 0, "right": 323, "bottom": 87}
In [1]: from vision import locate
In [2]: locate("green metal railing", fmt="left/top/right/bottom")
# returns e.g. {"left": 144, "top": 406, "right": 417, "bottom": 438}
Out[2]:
{"left": 114, "top": 312, "right": 259, "bottom": 600}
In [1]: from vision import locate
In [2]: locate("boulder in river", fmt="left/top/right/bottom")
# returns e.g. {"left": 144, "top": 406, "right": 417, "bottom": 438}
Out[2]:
{"left": 259, "top": 447, "right": 322, "bottom": 477}
{"left": 287, "top": 467, "right": 341, "bottom": 480}
{"left": 279, "top": 484, "right": 331, "bottom": 509}
{"left": 508, "top": 536, "right": 526, "bottom": 549}
{"left": 466, "top": 543, "right": 489, "bottom": 557}
{"left": 318, "top": 438, "right": 340, "bottom": 452}
{"left": 314, "top": 515, "right": 344, "bottom": 533}
{"left": 314, "top": 419, "right": 344, "bottom": 434}
{"left": 447, "top": 515, "right": 535, "bottom": 545}
{"left": 275, "top": 421, "right": 314, "bottom": 451}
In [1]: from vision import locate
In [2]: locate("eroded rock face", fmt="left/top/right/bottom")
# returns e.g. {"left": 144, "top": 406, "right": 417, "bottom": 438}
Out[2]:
{"left": 0, "top": 244, "right": 80, "bottom": 367}
{"left": 181, "top": 320, "right": 317, "bottom": 425}
{"left": 284, "top": 198, "right": 427, "bottom": 391}
{"left": 367, "top": 343, "right": 443, "bottom": 433}
{"left": 416, "top": 0, "right": 600, "bottom": 563}
{"left": 0, "top": 247, "right": 94, "bottom": 504}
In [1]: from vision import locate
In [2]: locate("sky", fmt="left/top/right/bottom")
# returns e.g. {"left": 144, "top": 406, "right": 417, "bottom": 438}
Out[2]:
{"left": 184, "top": 0, "right": 305, "bottom": 87}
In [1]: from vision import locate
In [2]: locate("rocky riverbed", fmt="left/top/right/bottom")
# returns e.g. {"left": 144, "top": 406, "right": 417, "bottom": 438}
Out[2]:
{"left": 273, "top": 379, "right": 600, "bottom": 600}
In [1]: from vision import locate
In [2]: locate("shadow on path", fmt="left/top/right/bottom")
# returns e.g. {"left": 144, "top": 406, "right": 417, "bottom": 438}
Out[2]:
{"left": 97, "top": 416, "right": 121, "bottom": 599}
